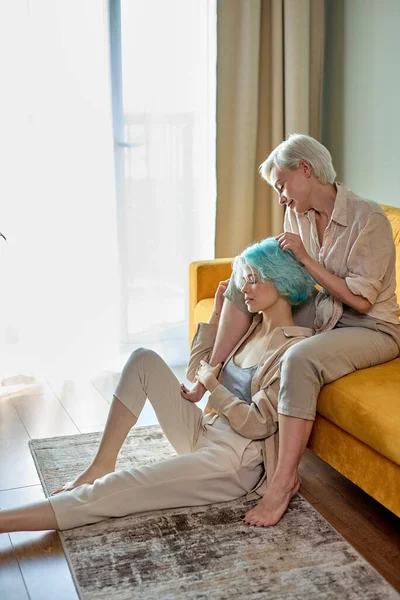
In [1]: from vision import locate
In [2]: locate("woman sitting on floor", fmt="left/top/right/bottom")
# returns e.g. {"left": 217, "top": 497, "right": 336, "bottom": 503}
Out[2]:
{"left": 0, "top": 238, "right": 315, "bottom": 533}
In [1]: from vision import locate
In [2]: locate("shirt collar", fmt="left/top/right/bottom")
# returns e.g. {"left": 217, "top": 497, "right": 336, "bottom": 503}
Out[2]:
{"left": 304, "top": 181, "right": 348, "bottom": 227}
{"left": 282, "top": 326, "right": 313, "bottom": 338}
{"left": 251, "top": 315, "right": 313, "bottom": 339}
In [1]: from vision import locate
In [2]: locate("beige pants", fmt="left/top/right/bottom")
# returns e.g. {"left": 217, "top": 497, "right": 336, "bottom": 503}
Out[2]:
{"left": 226, "top": 281, "right": 400, "bottom": 420}
{"left": 50, "top": 349, "right": 263, "bottom": 530}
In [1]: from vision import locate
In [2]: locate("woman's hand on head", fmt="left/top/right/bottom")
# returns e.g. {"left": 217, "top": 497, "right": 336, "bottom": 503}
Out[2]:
{"left": 195, "top": 359, "right": 222, "bottom": 392}
{"left": 275, "top": 232, "right": 309, "bottom": 264}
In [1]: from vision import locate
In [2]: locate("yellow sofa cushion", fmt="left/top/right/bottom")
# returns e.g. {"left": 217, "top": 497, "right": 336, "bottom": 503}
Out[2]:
{"left": 317, "top": 358, "right": 400, "bottom": 466}
{"left": 194, "top": 299, "right": 215, "bottom": 328}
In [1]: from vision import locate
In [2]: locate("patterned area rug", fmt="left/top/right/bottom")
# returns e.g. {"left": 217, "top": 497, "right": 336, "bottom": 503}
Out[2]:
{"left": 29, "top": 425, "right": 397, "bottom": 600}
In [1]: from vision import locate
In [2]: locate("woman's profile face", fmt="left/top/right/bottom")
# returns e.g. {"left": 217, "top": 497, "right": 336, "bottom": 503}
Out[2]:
{"left": 270, "top": 162, "right": 312, "bottom": 214}
{"left": 240, "top": 265, "right": 280, "bottom": 313}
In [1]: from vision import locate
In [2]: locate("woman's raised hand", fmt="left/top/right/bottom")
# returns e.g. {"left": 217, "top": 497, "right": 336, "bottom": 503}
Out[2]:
{"left": 275, "top": 232, "right": 309, "bottom": 265}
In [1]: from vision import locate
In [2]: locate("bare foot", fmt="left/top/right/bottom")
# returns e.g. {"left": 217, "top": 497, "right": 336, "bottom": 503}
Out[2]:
{"left": 242, "top": 476, "right": 301, "bottom": 527}
{"left": 51, "top": 463, "right": 114, "bottom": 496}
{"left": 180, "top": 380, "right": 206, "bottom": 403}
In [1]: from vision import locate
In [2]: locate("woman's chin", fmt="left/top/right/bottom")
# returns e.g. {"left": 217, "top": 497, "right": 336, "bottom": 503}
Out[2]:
{"left": 248, "top": 304, "right": 259, "bottom": 313}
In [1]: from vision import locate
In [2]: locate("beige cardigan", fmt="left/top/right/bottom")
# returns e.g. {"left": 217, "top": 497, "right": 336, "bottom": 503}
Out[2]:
{"left": 186, "top": 314, "right": 313, "bottom": 498}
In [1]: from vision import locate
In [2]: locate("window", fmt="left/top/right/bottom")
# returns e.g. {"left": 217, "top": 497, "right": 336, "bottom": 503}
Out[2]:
{"left": 110, "top": 0, "right": 216, "bottom": 365}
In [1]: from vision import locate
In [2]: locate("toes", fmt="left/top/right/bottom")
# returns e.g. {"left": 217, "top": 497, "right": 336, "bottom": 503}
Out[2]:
{"left": 250, "top": 518, "right": 262, "bottom": 527}
{"left": 242, "top": 517, "right": 257, "bottom": 526}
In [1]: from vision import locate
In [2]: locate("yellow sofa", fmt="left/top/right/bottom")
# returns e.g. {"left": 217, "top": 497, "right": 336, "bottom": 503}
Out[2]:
{"left": 189, "top": 204, "right": 400, "bottom": 517}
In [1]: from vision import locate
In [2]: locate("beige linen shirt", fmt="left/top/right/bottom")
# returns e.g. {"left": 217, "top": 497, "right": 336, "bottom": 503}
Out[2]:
{"left": 186, "top": 314, "right": 313, "bottom": 498}
{"left": 284, "top": 182, "right": 400, "bottom": 332}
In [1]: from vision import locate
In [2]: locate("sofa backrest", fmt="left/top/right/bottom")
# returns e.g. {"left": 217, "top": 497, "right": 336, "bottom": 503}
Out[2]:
{"left": 381, "top": 204, "right": 400, "bottom": 304}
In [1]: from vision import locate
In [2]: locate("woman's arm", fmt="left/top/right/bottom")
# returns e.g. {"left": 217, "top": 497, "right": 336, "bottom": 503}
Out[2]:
{"left": 185, "top": 280, "right": 231, "bottom": 383}
{"left": 208, "top": 299, "right": 252, "bottom": 363}
{"left": 185, "top": 324, "right": 218, "bottom": 383}
{"left": 301, "top": 255, "right": 372, "bottom": 313}
{"left": 276, "top": 232, "right": 372, "bottom": 314}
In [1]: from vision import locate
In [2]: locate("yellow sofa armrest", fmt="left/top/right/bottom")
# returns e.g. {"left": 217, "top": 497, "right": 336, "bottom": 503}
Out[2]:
{"left": 189, "top": 258, "right": 233, "bottom": 343}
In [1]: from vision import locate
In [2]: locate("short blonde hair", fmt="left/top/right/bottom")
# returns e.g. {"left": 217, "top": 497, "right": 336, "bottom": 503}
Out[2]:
{"left": 259, "top": 133, "right": 336, "bottom": 185}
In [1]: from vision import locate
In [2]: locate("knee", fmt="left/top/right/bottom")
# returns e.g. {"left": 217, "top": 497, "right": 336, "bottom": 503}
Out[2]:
{"left": 281, "top": 343, "right": 309, "bottom": 366}
{"left": 127, "top": 347, "right": 160, "bottom": 366}
{"left": 280, "top": 343, "right": 327, "bottom": 396}
{"left": 129, "top": 347, "right": 153, "bottom": 360}
{"left": 280, "top": 343, "right": 317, "bottom": 379}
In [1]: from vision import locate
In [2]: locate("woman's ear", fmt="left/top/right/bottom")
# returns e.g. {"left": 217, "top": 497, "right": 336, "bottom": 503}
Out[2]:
{"left": 299, "top": 160, "right": 312, "bottom": 178}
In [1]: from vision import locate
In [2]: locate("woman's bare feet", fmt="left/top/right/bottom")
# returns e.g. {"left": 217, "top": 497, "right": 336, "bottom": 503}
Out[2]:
{"left": 242, "top": 475, "right": 301, "bottom": 527}
{"left": 51, "top": 462, "right": 115, "bottom": 495}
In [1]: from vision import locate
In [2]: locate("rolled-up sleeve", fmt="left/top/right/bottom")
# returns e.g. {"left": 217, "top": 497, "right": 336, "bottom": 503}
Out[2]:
{"left": 345, "top": 213, "right": 394, "bottom": 305}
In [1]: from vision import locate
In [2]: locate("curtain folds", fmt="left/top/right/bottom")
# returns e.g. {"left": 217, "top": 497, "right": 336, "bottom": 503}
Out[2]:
{"left": 215, "top": 0, "right": 325, "bottom": 258}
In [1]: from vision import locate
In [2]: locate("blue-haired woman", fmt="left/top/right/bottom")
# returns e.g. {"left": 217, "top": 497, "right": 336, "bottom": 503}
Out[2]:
{"left": 0, "top": 239, "right": 315, "bottom": 533}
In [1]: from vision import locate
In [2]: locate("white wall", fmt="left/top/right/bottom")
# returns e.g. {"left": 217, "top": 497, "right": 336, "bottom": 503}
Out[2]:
{"left": 322, "top": 0, "right": 400, "bottom": 208}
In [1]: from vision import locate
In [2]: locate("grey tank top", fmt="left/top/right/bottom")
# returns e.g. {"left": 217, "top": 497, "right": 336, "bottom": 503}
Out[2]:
{"left": 218, "top": 357, "right": 257, "bottom": 405}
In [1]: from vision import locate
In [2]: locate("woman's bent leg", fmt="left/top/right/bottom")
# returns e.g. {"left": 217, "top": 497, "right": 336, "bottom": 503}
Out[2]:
{"left": 243, "top": 327, "right": 399, "bottom": 527}
{"left": 243, "top": 415, "right": 313, "bottom": 527}
{"left": 52, "top": 397, "right": 138, "bottom": 494}
{"left": 115, "top": 348, "right": 204, "bottom": 454}
{"left": 55, "top": 348, "right": 204, "bottom": 494}
{"left": 278, "top": 326, "right": 399, "bottom": 420}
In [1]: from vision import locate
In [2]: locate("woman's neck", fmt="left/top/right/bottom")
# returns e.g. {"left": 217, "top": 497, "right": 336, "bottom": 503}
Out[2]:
{"left": 258, "top": 298, "right": 295, "bottom": 336}
{"left": 310, "top": 182, "right": 337, "bottom": 220}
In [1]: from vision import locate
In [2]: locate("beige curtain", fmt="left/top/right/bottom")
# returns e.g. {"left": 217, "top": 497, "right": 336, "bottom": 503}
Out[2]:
{"left": 215, "top": 0, "right": 325, "bottom": 257}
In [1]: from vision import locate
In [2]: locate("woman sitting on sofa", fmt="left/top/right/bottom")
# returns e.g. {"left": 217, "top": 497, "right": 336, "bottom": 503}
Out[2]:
{"left": 0, "top": 238, "right": 315, "bottom": 533}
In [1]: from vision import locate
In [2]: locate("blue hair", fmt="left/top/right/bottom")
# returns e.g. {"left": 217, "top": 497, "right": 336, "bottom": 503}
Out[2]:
{"left": 233, "top": 238, "right": 315, "bottom": 305}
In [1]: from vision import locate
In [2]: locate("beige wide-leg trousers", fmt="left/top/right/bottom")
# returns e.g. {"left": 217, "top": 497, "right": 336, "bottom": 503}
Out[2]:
{"left": 50, "top": 349, "right": 263, "bottom": 530}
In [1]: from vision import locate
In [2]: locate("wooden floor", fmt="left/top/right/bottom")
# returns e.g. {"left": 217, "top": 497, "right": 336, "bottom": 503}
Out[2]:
{"left": 0, "top": 370, "right": 399, "bottom": 600}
